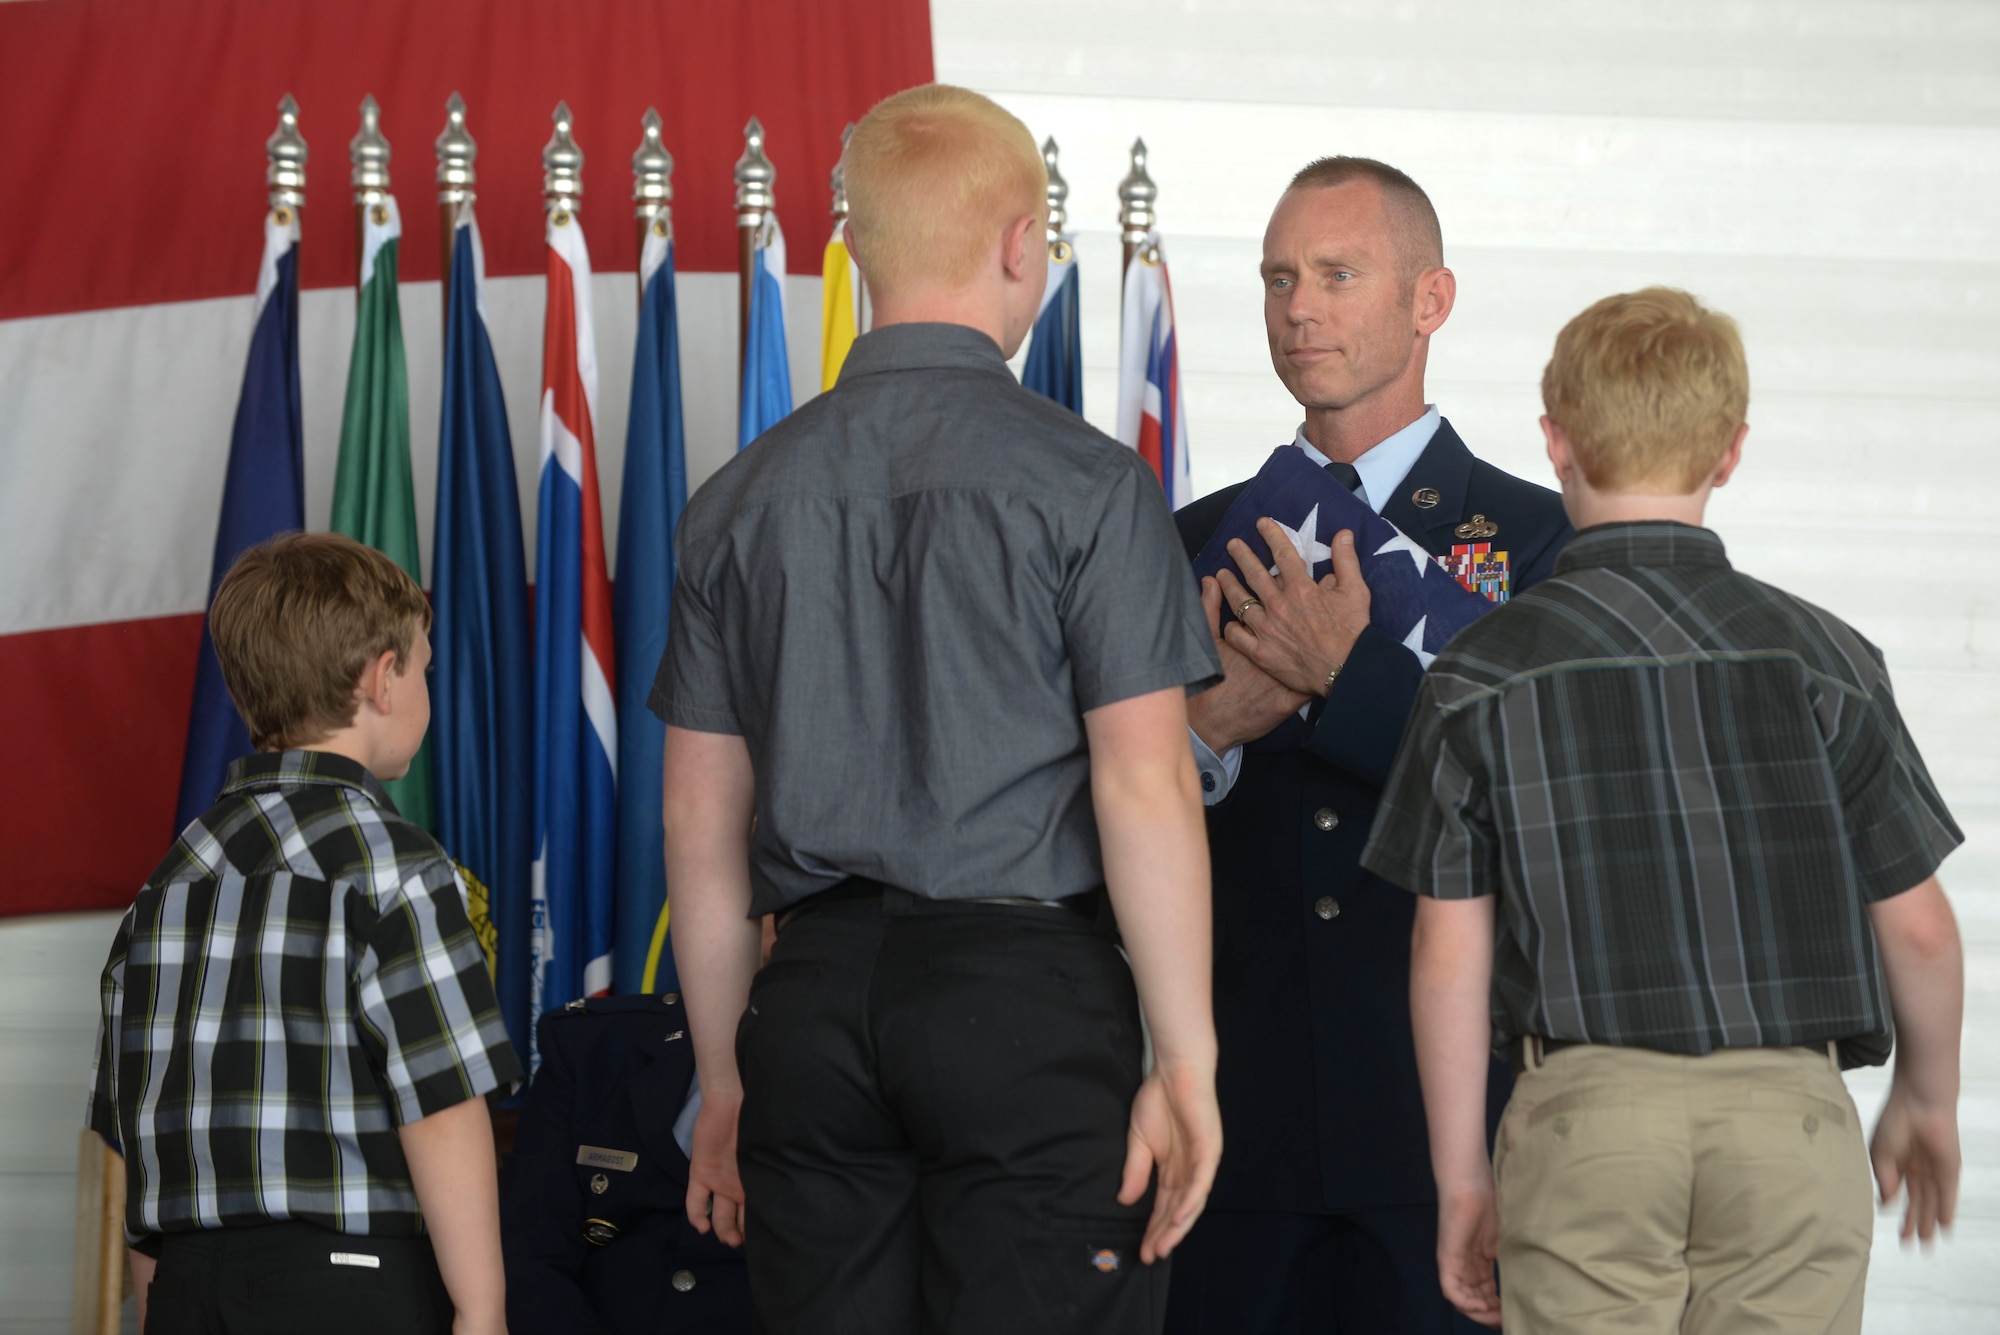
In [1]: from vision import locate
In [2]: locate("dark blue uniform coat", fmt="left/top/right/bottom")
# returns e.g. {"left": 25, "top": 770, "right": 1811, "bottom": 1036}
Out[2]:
{"left": 1174, "top": 419, "right": 1571, "bottom": 1213}
{"left": 501, "top": 994, "right": 750, "bottom": 1335}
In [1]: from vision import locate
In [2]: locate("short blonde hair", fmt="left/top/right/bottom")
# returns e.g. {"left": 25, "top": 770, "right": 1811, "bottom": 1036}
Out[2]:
{"left": 842, "top": 83, "right": 1046, "bottom": 296}
{"left": 209, "top": 531, "right": 432, "bottom": 751}
{"left": 1542, "top": 287, "right": 1749, "bottom": 492}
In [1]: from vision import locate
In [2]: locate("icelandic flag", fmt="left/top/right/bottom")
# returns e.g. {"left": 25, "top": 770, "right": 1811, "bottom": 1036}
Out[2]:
{"left": 1021, "top": 237, "right": 1082, "bottom": 414}
{"left": 173, "top": 206, "right": 304, "bottom": 828}
{"left": 1116, "top": 228, "right": 1192, "bottom": 509}
{"left": 612, "top": 222, "right": 688, "bottom": 995}
{"left": 739, "top": 214, "right": 792, "bottom": 448}
{"left": 533, "top": 206, "right": 618, "bottom": 1031}
{"left": 432, "top": 205, "right": 534, "bottom": 1061}
{"left": 1192, "top": 445, "right": 1494, "bottom": 679}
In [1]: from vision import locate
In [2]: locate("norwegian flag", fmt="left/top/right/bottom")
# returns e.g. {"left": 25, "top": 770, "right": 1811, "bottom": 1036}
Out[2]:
{"left": 1116, "top": 228, "right": 1193, "bottom": 509}
{"left": 532, "top": 200, "right": 618, "bottom": 1029}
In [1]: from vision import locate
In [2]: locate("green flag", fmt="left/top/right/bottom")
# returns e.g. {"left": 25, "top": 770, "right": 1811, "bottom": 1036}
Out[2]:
{"left": 332, "top": 195, "right": 435, "bottom": 829}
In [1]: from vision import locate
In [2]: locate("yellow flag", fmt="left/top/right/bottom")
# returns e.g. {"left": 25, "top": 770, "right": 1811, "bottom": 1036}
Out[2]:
{"left": 821, "top": 228, "right": 859, "bottom": 391}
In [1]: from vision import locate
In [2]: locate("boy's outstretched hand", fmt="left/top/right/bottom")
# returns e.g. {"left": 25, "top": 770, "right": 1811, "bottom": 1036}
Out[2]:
{"left": 1871, "top": 1083, "right": 1960, "bottom": 1243}
{"left": 1120, "top": 1060, "right": 1223, "bottom": 1264}
{"left": 1435, "top": 1177, "right": 1502, "bottom": 1327}
{"left": 1866, "top": 876, "right": 1964, "bottom": 1247}
{"left": 686, "top": 1091, "right": 747, "bottom": 1247}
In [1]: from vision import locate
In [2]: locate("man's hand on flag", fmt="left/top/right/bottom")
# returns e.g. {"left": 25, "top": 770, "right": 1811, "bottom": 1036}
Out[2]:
{"left": 1186, "top": 573, "right": 1310, "bottom": 754}
{"left": 1218, "top": 520, "right": 1372, "bottom": 699}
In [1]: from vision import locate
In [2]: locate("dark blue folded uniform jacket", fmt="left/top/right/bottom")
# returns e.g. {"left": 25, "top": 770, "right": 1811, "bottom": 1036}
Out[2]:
{"left": 501, "top": 993, "right": 750, "bottom": 1335}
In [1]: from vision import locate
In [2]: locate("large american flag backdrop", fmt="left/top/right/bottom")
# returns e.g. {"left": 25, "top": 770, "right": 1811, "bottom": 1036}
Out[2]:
{"left": 0, "top": 0, "right": 933, "bottom": 917}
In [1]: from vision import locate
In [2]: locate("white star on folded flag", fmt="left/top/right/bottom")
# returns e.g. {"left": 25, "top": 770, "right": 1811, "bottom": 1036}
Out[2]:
{"left": 1272, "top": 503, "right": 1334, "bottom": 576}
{"left": 1403, "top": 616, "right": 1434, "bottom": 668}
{"left": 1374, "top": 529, "right": 1433, "bottom": 578}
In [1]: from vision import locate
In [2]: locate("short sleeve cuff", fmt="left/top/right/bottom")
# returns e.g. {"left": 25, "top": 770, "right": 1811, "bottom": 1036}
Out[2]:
{"left": 1075, "top": 657, "right": 1223, "bottom": 715}
{"left": 649, "top": 688, "right": 744, "bottom": 735}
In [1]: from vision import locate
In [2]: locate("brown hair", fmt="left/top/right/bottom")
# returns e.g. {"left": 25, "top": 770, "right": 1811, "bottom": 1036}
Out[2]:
{"left": 842, "top": 83, "right": 1046, "bottom": 297}
{"left": 1541, "top": 287, "right": 1750, "bottom": 492}
{"left": 208, "top": 531, "right": 431, "bottom": 751}
{"left": 1287, "top": 156, "right": 1443, "bottom": 288}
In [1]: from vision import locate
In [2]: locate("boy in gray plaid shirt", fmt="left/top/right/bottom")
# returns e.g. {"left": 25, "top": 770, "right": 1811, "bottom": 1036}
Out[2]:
{"left": 87, "top": 532, "right": 521, "bottom": 1335}
{"left": 1364, "top": 289, "right": 1964, "bottom": 1334}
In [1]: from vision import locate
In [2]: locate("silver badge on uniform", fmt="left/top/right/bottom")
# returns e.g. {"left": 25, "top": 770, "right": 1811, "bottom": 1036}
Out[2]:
{"left": 590, "top": 1173, "right": 609, "bottom": 1195}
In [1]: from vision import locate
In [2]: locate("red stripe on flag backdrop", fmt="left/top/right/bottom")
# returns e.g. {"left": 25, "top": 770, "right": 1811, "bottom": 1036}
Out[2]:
{"left": 0, "top": 616, "right": 204, "bottom": 917}
{"left": 0, "top": 0, "right": 934, "bottom": 320}
{"left": 0, "top": 0, "right": 931, "bottom": 915}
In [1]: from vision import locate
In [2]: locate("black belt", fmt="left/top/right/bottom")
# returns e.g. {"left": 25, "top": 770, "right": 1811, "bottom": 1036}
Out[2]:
{"left": 777, "top": 877, "right": 1109, "bottom": 932}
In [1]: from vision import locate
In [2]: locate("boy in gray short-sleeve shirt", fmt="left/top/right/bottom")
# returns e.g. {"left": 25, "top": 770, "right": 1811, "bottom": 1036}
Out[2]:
{"left": 650, "top": 85, "right": 1224, "bottom": 1335}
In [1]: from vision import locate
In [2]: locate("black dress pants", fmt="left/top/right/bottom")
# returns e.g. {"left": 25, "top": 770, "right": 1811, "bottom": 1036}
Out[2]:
{"left": 146, "top": 1221, "right": 452, "bottom": 1335}
{"left": 736, "top": 889, "right": 1167, "bottom": 1334}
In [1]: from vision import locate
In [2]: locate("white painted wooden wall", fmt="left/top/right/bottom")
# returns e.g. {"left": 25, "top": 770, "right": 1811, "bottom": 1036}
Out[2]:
{"left": 3, "top": 3, "right": 1995, "bottom": 1330}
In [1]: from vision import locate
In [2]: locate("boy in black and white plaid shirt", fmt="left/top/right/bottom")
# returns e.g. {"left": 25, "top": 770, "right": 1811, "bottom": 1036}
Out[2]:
{"left": 87, "top": 532, "right": 521, "bottom": 1335}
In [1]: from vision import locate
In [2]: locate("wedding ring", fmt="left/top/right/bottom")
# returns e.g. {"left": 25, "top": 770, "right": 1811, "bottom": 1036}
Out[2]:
{"left": 1237, "top": 597, "right": 1261, "bottom": 618}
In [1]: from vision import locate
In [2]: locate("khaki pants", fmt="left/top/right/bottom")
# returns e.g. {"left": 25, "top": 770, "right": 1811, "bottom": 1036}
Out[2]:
{"left": 1494, "top": 1041, "right": 1873, "bottom": 1335}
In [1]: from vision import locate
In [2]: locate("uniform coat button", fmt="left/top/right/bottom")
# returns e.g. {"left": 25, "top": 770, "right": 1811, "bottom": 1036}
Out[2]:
{"left": 1315, "top": 896, "right": 1340, "bottom": 920}
{"left": 672, "top": 1269, "right": 697, "bottom": 1292}
{"left": 1313, "top": 808, "right": 1339, "bottom": 831}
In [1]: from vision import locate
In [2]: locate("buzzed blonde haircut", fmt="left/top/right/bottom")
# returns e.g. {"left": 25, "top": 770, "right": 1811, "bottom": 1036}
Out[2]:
{"left": 209, "top": 531, "right": 432, "bottom": 751}
{"left": 843, "top": 83, "right": 1046, "bottom": 297}
{"left": 1542, "top": 287, "right": 1750, "bottom": 492}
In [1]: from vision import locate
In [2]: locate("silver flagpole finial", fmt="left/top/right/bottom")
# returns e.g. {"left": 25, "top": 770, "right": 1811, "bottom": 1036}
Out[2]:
{"left": 350, "top": 95, "right": 391, "bottom": 207}
{"left": 1117, "top": 137, "right": 1157, "bottom": 247}
{"left": 633, "top": 107, "right": 674, "bottom": 232}
{"left": 829, "top": 122, "right": 854, "bottom": 223}
{"left": 735, "top": 116, "right": 776, "bottom": 227}
{"left": 1042, "top": 137, "right": 1068, "bottom": 240}
{"left": 543, "top": 101, "right": 583, "bottom": 215}
{"left": 436, "top": 93, "right": 477, "bottom": 206}
{"left": 266, "top": 94, "right": 308, "bottom": 214}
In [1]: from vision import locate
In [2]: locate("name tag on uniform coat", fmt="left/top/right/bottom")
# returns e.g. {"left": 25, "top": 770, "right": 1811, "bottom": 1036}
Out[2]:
{"left": 576, "top": 1145, "right": 640, "bottom": 1172}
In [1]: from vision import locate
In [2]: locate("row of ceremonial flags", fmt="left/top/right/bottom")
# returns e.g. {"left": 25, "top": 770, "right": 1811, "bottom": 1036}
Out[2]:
{"left": 174, "top": 138, "right": 1191, "bottom": 1068}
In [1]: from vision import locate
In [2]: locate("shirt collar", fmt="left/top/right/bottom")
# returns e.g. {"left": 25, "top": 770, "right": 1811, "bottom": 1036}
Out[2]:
{"left": 1554, "top": 520, "right": 1733, "bottom": 575}
{"left": 219, "top": 750, "right": 393, "bottom": 810}
{"left": 1289, "top": 404, "right": 1440, "bottom": 515}
{"left": 836, "top": 322, "right": 1013, "bottom": 384}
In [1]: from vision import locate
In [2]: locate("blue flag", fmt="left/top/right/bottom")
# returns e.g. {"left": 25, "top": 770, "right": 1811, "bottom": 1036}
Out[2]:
{"left": 1193, "top": 446, "right": 1495, "bottom": 713}
{"left": 1021, "top": 243, "right": 1082, "bottom": 414}
{"left": 739, "top": 216, "right": 792, "bottom": 448}
{"left": 613, "top": 229, "right": 688, "bottom": 995}
{"left": 174, "top": 209, "right": 305, "bottom": 829}
{"left": 432, "top": 210, "right": 535, "bottom": 1062}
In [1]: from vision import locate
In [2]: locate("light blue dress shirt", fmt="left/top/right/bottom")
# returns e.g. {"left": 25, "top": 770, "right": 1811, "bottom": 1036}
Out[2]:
{"left": 1190, "top": 406, "right": 1440, "bottom": 803}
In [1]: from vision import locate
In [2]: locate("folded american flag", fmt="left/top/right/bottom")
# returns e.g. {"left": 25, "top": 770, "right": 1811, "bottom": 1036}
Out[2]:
{"left": 1191, "top": 445, "right": 1494, "bottom": 670}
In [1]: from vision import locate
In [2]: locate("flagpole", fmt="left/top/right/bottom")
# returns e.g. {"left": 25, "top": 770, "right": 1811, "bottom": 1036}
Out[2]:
{"left": 829, "top": 123, "right": 851, "bottom": 239}
{"left": 436, "top": 93, "right": 477, "bottom": 335}
{"left": 351, "top": 96, "right": 390, "bottom": 305}
{"left": 1044, "top": 137, "right": 1070, "bottom": 255}
{"left": 734, "top": 117, "right": 775, "bottom": 372}
{"left": 632, "top": 108, "right": 674, "bottom": 309}
{"left": 268, "top": 93, "right": 307, "bottom": 224}
{"left": 1117, "top": 137, "right": 1157, "bottom": 286}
